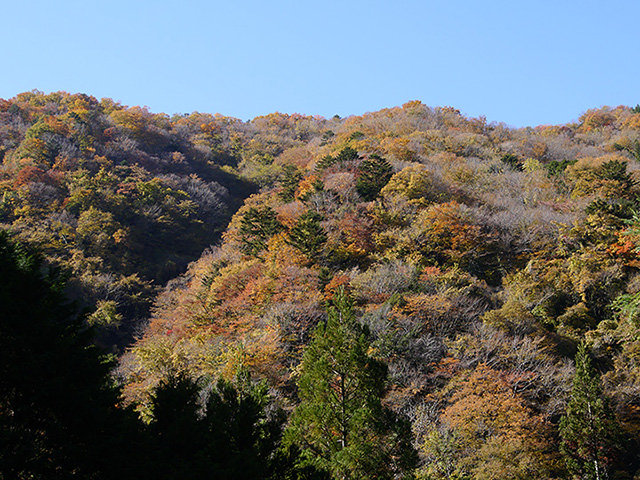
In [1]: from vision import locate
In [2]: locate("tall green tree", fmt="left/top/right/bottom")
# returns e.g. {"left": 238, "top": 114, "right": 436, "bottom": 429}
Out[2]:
{"left": 356, "top": 154, "right": 393, "bottom": 201}
{"left": 559, "top": 343, "right": 621, "bottom": 480}
{"left": 286, "top": 210, "right": 327, "bottom": 261}
{"left": 239, "top": 206, "right": 283, "bottom": 257}
{"left": 286, "top": 289, "right": 417, "bottom": 480}
{"left": 279, "top": 164, "right": 303, "bottom": 202}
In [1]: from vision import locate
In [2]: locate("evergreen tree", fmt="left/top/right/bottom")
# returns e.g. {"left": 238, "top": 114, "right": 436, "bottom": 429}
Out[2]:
{"left": 500, "top": 153, "right": 523, "bottom": 171}
{"left": 334, "top": 146, "right": 359, "bottom": 165}
{"left": 279, "top": 164, "right": 303, "bottom": 202}
{"left": 355, "top": 154, "right": 393, "bottom": 201}
{"left": 147, "top": 371, "right": 324, "bottom": 480}
{"left": 286, "top": 289, "right": 417, "bottom": 480}
{"left": 286, "top": 210, "right": 327, "bottom": 261}
{"left": 559, "top": 343, "right": 621, "bottom": 480}
{"left": 239, "top": 206, "right": 283, "bottom": 257}
{"left": 315, "top": 147, "right": 360, "bottom": 174}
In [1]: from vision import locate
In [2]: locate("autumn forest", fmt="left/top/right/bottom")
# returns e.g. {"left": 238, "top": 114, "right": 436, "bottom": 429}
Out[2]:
{"left": 2, "top": 90, "right": 640, "bottom": 479}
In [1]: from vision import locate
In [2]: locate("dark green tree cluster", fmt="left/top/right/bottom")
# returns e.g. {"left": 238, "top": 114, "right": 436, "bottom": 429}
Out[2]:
{"left": 500, "top": 153, "right": 523, "bottom": 171}
{"left": 0, "top": 232, "right": 323, "bottom": 479}
{"left": 144, "top": 372, "right": 322, "bottom": 480}
{"left": 279, "top": 164, "right": 303, "bottom": 202}
{"left": 0, "top": 231, "right": 139, "bottom": 479}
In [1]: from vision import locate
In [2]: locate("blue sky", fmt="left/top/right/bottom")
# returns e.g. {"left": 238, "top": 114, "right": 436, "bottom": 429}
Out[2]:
{"left": 2, "top": 0, "right": 638, "bottom": 127}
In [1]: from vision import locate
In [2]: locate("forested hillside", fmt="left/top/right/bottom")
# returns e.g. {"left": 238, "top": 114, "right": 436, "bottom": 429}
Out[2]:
{"left": 0, "top": 90, "right": 256, "bottom": 349}
{"left": 4, "top": 91, "right": 640, "bottom": 478}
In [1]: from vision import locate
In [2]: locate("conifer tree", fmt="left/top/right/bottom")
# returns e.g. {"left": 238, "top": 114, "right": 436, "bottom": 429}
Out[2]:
{"left": 0, "top": 231, "right": 141, "bottom": 479}
{"left": 286, "top": 210, "right": 327, "bottom": 261}
{"left": 286, "top": 288, "right": 417, "bottom": 480}
{"left": 239, "top": 206, "right": 283, "bottom": 257}
{"left": 559, "top": 343, "right": 620, "bottom": 480}
{"left": 356, "top": 154, "right": 393, "bottom": 201}
{"left": 279, "top": 164, "right": 303, "bottom": 202}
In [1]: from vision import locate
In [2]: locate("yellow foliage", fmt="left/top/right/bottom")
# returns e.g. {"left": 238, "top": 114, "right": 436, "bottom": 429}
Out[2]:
{"left": 295, "top": 174, "right": 320, "bottom": 200}
{"left": 381, "top": 164, "right": 435, "bottom": 207}
{"left": 622, "top": 114, "right": 640, "bottom": 130}
{"left": 579, "top": 107, "right": 616, "bottom": 131}
{"left": 381, "top": 136, "right": 416, "bottom": 162}
{"left": 263, "top": 231, "right": 309, "bottom": 269}
{"left": 565, "top": 154, "right": 630, "bottom": 198}
{"left": 438, "top": 364, "right": 558, "bottom": 479}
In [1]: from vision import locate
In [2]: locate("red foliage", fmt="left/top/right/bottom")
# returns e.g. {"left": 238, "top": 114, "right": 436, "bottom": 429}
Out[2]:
{"left": 13, "top": 165, "right": 47, "bottom": 188}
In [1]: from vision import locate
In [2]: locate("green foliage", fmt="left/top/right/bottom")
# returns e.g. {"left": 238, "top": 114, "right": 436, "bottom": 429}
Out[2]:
{"left": 239, "top": 206, "right": 283, "bottom": 256}
{"left": 611, "top": 291, "right": 640, "bottom": 327}
{"left": 315, "top": 147, "right": 360, "bottom": 173}
{"left": 356, "top": 154, "right": 393, "bottom": 201}
{"left": 0, "top": 91, "right": 258, "bottom": 351}
{"left": 500, "top": 153, "right": 523, "bottom": 171}
{"left": 279, "top": 164, "right": 303, "bottom": 202}
{"left": 286, "top": 210, "right": 327, "bottom": 261}
{"left": 560, "top": 343, "right": 621, "bottom": 480}
{"left": 13, "top": 91, "right": 640, "bottom": 478}
{"left": 147, "top": 371, "right": 321, "bottom": 480}
{"left": 597, "top": 159, "right": 636, "bottom": 191}
{"left": 546, "top": 159, "right": 577, "bottom": 176}
{"left": 0, "top": 232, "right": 140, "bottom": 479}
{"left": 286, "top": 289, "right": 417, "bottom": 479}
{"left": 613, "top": 140, "right": 640, "bottom": 162}
{"left": 320, "top": 130, "right": 335, "bottom": 146}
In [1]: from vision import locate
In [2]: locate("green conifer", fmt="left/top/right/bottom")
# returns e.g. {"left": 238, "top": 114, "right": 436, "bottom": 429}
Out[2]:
{"left": 286, "top": 210, "right": 327, "bottom": 261}
{"left": 279, "top": 164, "right": 303, "bottom": 202}
{"left": 286, "top": 289, "right": 417, "bottom": 480}
{"left": 239, "top": 206, "right": 283, "bottom": 257}
{"left": 559, "top": 343, "right": 620, "bottom": 480}
{"left": 355, "top": 154, "right": 393, "bottom": 201}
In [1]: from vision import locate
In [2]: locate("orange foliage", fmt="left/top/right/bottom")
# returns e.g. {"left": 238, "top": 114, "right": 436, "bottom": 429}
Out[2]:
{"left": 13, "top": 165, "right": 47, "bottom": 188}
{"left": 402, "top": 100, "right": 424, "bottom": 110}
{"left": 440, "top": 364, "right": 557, "bottom": 478}
{"left": 324, "top": 275, "right": 351, "bottom": 301}
{"left": 275, "top": 146, "right": 313, "bottom": 168}
{"left": 622, "top": 114, "right": 640, "bottom": 130}
{"left": 275, "top": 201, "right": 305, "bottom": 228}
{"left": 579, "top": 108, "right": 616, "bottom": 131}
{"left": 295, "top": 174, "right": 321, "bottom": 200}
{"left": 414, "top": 201, "right": 484, "bottom": 266}
{"left": 328, "top": 211, "right": 374, "bottom": 265}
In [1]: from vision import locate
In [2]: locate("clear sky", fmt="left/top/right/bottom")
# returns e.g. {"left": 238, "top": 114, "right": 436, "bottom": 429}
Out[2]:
{"left": 2, "top": 0, "right": 638, "bottom": 127}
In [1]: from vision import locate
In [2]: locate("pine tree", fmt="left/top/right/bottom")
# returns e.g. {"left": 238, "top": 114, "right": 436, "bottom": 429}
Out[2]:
{"left": 286, "top": 289, "right": 417, "bottom": 480}
{"left": 147, "top": 371, "right": 316, "bottom": 480}
{"left": 559, "top": 343, "right": 620, "bottom": 480}
{"left": 279, "top": 164, "right": 303, "bottom": 202}
{"left": 239, "top": 206, "right": 283, "bottom": 257}
{"left": 286, "top": 210, "right": 327, "bottom": 261}
{"left": 356, "top": 154, "right": 393, "bottom": 201}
